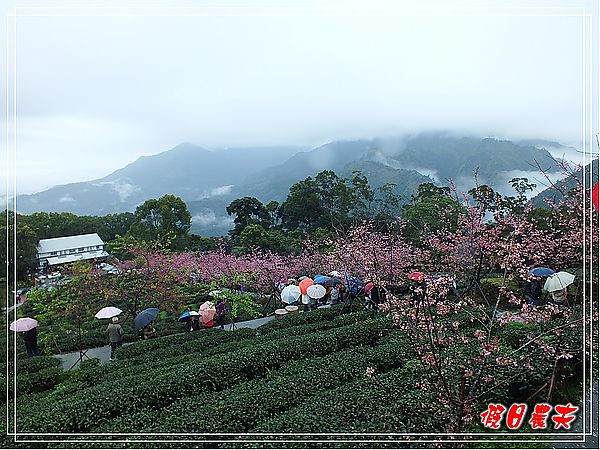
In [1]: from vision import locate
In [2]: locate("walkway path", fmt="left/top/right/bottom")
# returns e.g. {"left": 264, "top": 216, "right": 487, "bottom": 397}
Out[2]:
{"left": 55, "top": 315, "right": 275, "bottom": 370}
{"left": 552, "top": 380, "right": 599, "bottom": 449}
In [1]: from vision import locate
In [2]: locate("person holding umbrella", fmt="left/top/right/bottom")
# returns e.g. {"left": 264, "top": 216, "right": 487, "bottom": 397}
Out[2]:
{"left": 10, "top": 318, "right": 40, "bottom": 357}
{"left": 215, "top": 298, "right": 228, "bottom": 329}
{"left": 23, "top": 327, "right": 39, "bottom": 357}
{"left": 330, "top": 285, "right": 340, "bottom": 305}
{"left": 523, "top": 277, "right": 543, "bottom": 306}
{"left": 134, "top": 308, "right": 160, "bottom": 340}
{"left": 143, "top": 323, "right": 156, "bottom": 340}
{"left": 107, "top": 316, "right": 124, "bottom": 361}
{"left": 544, "top": 271, "right": 575, "bottom": 306}
{"left": 190, "top": 315, "right": 201, "bottom": 332}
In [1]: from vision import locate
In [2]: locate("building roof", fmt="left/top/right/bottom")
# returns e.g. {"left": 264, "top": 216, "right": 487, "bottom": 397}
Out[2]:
{"left": 37, "top": 233, "right": 104, "bottom": 254}
{"left": 45, "top": 250, "right": 109, "bottom": 266}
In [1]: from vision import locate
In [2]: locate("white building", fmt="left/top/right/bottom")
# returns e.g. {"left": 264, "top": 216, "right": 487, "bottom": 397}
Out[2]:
{"left": 37, "top": 233, "right": 109, "bottom": 267}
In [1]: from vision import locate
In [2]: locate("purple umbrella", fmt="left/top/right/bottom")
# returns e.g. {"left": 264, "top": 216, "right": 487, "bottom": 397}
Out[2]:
{"left": 9, "top": 318, "right": 38, "bottom": 332}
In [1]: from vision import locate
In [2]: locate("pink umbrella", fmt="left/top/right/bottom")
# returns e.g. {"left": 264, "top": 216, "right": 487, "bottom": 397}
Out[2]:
{"left": 10, "top": 318, "right": 38, "bottom": 332}
{"left": 365, "top": 282, "right": 375, "bottom": 293}
{"left": 199, "top": 301, "right": 217, "bottom": 324}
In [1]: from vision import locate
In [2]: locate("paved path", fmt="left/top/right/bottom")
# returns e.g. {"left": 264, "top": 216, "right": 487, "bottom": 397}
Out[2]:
{"left": 552, "top": 380, "right": 599, "bottom": 449}
{"left": 55, "top": 315, "right": 276, "bottom": 370}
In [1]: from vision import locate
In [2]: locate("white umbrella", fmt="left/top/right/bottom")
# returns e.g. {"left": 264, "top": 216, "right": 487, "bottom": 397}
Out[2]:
{"left": 544, "top": 271, "right": 575, "bottom": 292}
{"left": 10, "top": 318, "right": 38, "bottom": 332}
{"left": 281, "top": 285, "right": 301, "bottom": 304}
{"left": 328, "top": 271, "right": 342, "bottom": 278}
{"left": 209, "top": 290, "right": 226, "bottom": 299}
{"left": 95, "top": 306, "right": 123, "bottom": 319}
{"left": 307, "top": 284, "right": 326, "bottom": 299}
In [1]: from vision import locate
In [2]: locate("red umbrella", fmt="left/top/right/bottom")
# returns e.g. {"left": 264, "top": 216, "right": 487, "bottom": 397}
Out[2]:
{"left": 299, "top": 278, "right": 314, "bottom": 295}
{"left": 592, "top": 181, "right": 599, "bottom": 212}
{"left": 408, "top": 272, "right": 424, "bottom": 282}
{"left": 365, "top": 282, "right": 375, "bottom": 293}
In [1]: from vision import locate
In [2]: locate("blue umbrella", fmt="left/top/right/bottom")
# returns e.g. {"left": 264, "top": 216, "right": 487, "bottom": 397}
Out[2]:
{"left": 314, "top": 275, "right": 342, "bottom": 288}
{"left": 178, "top": 311, "right": 200, "bottom": 322}
{"left": 313, "top": 274, "right": 329, "bottom": 285}
{"left": 529, "top": 267, "right": 555, "bottom": 277}
{"left": 134, "top": 308, "right": 160, "bottom": 331}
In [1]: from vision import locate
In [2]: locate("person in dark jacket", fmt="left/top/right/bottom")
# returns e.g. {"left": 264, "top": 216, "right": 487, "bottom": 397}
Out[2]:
{"left": 370, "top": 285, "right": 381, "bottom": 309}
{"left": 524, "top": 278, "right": 543, "bottom": 306}
{"left": 189, "top": 315, "right": 201, "bottom": 332}
{"left": 23, "top": 327, "right": 38, "bottom": 358}
{"left": 215, "top": 299, "right": 227, "bottom": 329}
{"left": 143, "top": 323, "right": 156, "bottom": 340}
{"left": 107, "top": 317, "right": 124, "bottom": 361}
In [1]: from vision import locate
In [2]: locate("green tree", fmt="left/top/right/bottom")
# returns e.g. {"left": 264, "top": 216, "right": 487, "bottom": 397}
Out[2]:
{"left": 128, "top": 195, "right": 191, "bottom": 248}
{"left": 22, "top": 211, "right": 135, "bottom": 242}
{"left": 180, "top": 234, "right": 217, "bottom": 252}
{"left": 0, "top": 210, "right": 38, "bottom": 280}
{"left": 502, "top": 177, "right": 537, "bottom": 214}
{"left": 279, "top": 170, "right": 373, "bottom": 233}
{"left": 99, "top": 213, "right": 136, "bottom": 241}
{"left": 468, "top": 184, "right": 504, "bottom": 214}
{"left": 402, "top": 183, "right": 461, "bottom": 245}
{"left": 226, "top": 197, "right": 271, "bottom": 237}
{"left": 278, "top": 177, "right": 323, "bottom": 232}
{"left": 236, "top": 224, "right": 302, "bottom": 255}
{"left": 373, "top": 182, "right": 403, "bottom": 223}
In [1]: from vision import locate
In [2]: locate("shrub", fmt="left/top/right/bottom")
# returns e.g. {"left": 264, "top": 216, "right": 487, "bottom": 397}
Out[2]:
{"left": 16, "top": 355, "right": 61, "bottom": 374}
{"left": 79, "top": 357, "right": 101, "bottom": 370}
{"left": 96, "top": 331, "right": 410, "bottom": 433}
{"left": 16, "top": 367, "right": 66, "bottom": 396}
{"left": 17, "top": 319, "right": 388, "bottom": 433}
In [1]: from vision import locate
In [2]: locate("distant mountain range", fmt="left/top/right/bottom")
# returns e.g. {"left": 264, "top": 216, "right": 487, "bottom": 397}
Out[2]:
{"left": 532, "top": 159, "right": 599, "bottom": 207}
{"left": 16, "top": 133, "right": 575, "bottom": 236}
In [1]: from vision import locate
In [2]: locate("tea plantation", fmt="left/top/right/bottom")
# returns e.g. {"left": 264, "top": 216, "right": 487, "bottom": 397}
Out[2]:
{"left": 4, "top": 306, "right": 567, "bottom": 447}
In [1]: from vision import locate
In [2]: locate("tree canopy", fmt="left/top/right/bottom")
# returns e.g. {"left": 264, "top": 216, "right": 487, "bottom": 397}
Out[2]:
{"left": 128, "top": 194, "right": 192, "bottom": 248}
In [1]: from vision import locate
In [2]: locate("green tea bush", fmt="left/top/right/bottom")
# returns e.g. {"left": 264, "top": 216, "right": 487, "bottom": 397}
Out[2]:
{"left": 253, "top": 361, "right": 442, "bottom": 434}
{"left": 16, "top": 355, "right": 61, "bottom": 374}
{"left": 43, "top": 311, "right": 376, "bottom": 399}
{"left": 17, "top": 319, "right": 387, "bottom": 433}
{"left": 98, "top": 328, "right": 409, "bottom": 433}
{"left": 16, "top": 367, "right": 66, "bottom": 396}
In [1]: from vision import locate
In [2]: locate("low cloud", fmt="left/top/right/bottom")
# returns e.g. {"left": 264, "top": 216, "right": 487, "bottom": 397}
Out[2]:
{"left": 58, "top": 196, "right": 75, "bottom": 203}
{"left": 496, "top": 170, "right": 565, "bottom": 198}
{"left": 95, "top": 180, "right": 141, "bottom": 202}
{"left": 192, "top": 209, "right": 234, "bottom": 228}
{"left": 371, "top": 151, "right": 440, "bottom": 183}
{"left": 196, "top": 185, "right": 235, "bottom": 200}
{"left": 209, "top": 185, "right": 234, "bottom": 197}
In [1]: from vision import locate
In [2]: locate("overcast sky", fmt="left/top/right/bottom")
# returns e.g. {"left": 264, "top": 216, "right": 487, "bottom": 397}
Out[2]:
{"left": 1, "top": 0, "right": 598, "bottom": 196}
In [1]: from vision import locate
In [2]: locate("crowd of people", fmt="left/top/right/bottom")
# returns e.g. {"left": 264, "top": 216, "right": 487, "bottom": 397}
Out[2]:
{"left": 15, "top": 268, "right": 573, "bottom": 361}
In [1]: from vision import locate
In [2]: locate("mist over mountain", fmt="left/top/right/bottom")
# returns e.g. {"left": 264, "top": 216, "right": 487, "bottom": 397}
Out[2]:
{"left": 17, "top": 144, "right": 305, "bottom": 216}
{"left": 532, "top": 159, "right": 599, "bottom": 208}
{"left": 16, "top": 133, "right": 568, "bottom": 236}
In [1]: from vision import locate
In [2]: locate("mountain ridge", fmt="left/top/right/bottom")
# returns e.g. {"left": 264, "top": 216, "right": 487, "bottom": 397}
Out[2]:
{"left": 15, "top": 133, "right": 568, "bottom": 236}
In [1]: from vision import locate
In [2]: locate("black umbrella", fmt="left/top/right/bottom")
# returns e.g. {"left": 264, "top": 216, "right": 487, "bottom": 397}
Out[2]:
{"left": 313, "top": 275, "right": 342, "bottom": 288}
{"left": 134, "top": 308, "right": 160, "bottom": 331}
